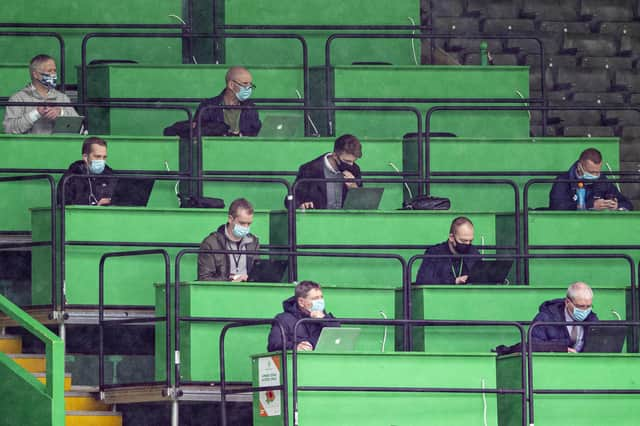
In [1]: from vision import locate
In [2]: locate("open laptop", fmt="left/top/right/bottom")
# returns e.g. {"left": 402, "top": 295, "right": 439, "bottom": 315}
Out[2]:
{"left": 468, "top": 260, "right": 513, "bottom": 285}
{"left": 314, "top": 327, "right": 361, "bottom": 353}
{"left": 342, "top": 187, "right": 384, "bottom": 210}
{"left": 248, "top": 259, "right": 288, "bottom": 283}
{"left": 259, "top": 115, "right": 302, "bottom": 138}
{"left": 53, "top": 116, "right": 84, "bottom": 134}
{"left": 109, "top": 178, "right": 155, "bottom": 207}
{"left": 582, "top": 326, "right": 627, "bottom": 353}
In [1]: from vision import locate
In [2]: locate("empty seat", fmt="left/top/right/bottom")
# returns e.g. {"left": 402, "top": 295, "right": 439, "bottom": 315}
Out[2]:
{"left": 547, "top": 109, "right": 603, "bottom": 126}
{"left": 612, "top": 69, "right": 640, "bottom": 91}
{"left": 463, "top": 52, "right": 520, "bottom": 65}
{"left": 580, "top": 0, "right": 634, "bottom": 22}
{"left": 619, "top": 35, "right": 640, "bottom": 56}
{"left": 432, "top": 17, "right": 480, "bottom": 33}
{"left": 594, "top": 21, "right": 640, "bottom": 35}
{"left": 560, "top": 33, "right": 618, "bottom": 56}
{"left": 620, "top": 127, "right": 640, "bottom": 160}
{"left": 429, "top": 0, "right": 465, "bottom": 17}
{"left": 523, "top": 54, "right": 578, "bottom": 68}
{"left": 571, "top": 92, "right": 627, "bottom": 104}
{"left": 530, "top": 125, "right": 557, "bottom": 137}
{"left": 504, "top": 33, "right": 561, "bottom": 55}
{"left": 481, "top": 18, "right": 535, "bottom": 34}
{"left": 521, "top": 0, "right": 580, "bottom": 21}
{"left": 529, "top": 67, "right": 555, "bottom": 92}
{"left": 539, "top": 21, "right": 592, "bottom": 34}
{"left": 560, "top": 126, "right": 615, "bottom": 137}
{"left": 603, "top": 110, "right": 640, "bottom": 126}
{"left": 553, "top": 67, "right": 612, "bottom": 92}
{"left": 581, "top": 56, "right": 634, "bottom": 70}
{"left": 629, "top": 93, "right": 640, "bottom": 103}
{"left": 444, "top": 38, "right": 502, "bottom": 53}
{"left": 465, "top": 0, "right": 521, "bottom": 18}
{"left": 619, "top": 162, "right": 640, "bottom": 200}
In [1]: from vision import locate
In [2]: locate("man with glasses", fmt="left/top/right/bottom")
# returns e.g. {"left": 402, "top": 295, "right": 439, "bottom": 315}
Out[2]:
{"left": 4, "top": 54, "right": 79, "bottom": 134}
{"left": 549, "top": 148, "right": 633, "bottom": 211}
{"left": 195, "top": 66, "right": 261, "bottom": 136}
{"left": 531, "top": 282, "right": 599, "bottom": 353}
{"left": 293, "top": 134, "right": 363, "bottom": 209}
{"left": 415, "top": 216, "right": 480, "bottom": 284}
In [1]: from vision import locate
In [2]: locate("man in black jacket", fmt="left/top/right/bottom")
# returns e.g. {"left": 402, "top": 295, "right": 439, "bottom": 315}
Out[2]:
{"left": 60, "top": 137, "right": 115, "bottom": 205}
{"left": 549, "top": 148, "right": 633, "bottom": 211}
{"left": 531, "top": 282, "right": 599, "bottom": 353}
{"left": 415, "top": 216, "right": 480, "bottom": 285}
{"left": 293, "top": 134, "right": 363, "bottom": 209}
{"left": 194, "top": 66, "right": 261, "bottom": 137}
{"left": 267, "top": 281, "right": 338, "bottom": 352}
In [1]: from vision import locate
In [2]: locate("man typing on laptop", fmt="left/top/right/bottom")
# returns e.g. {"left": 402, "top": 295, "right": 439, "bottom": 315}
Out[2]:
{"left": 268, "top": 281, "right": 338, "bottom": 352}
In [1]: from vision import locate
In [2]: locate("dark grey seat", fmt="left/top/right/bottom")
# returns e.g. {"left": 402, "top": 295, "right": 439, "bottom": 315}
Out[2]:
{"left": 594, "top": 21, "right": 640, "bottom": 35}
{"left": 553, "top": 67, "right": 612, "bottom": 92}
{"left": 463, "top": 52, "right": 520, "bottom": 65}
{"left": 559, "top": 126, "right": 615, "bottom": 137}
{"left": 520, "top": 0, "right": 580, "bottom": 21}
{"left": 504, "top": 32, "right": 561, "bottom": 55}
{"left": 571, "top": 92, "right": 627, "bottom": 104}
{"left": 612, "top": 69, "right": 640, "bottom": 91}
{"left": 580, "top": 0, "right": 634, "bottom": 22}
{"left": 581, "top": 56, "right": 634, "bottom": 70}
{"left": 603, "top": 110, "right": 640, "bottom": 126}
{"left": 481, "top": 18, "right": 535, "bottom": 34}
{"left": 429, "top": 0, "right": 465, "bottom": 17}
{"left": 432, "top": 17, "right": 480, "bottom": 33}
{"left": 444, "top": 37, "right": 502, "bottom": 53}
{"left": 530, "top": 125, "right": 558, "bottom": 137}
{"left": 561, "top": 33, "right": 619, "bottom": 57}
{"left": 546, "top": 109, "right": 603, "bottom": 127}
{"left": 465, "top": 0, "right": 522, "bottom": 18}
{"left": 539, "top": 21, "right": 592, "bottom": 34}
{"left": 619, "top": 35, "right": 640, "bottom": 56}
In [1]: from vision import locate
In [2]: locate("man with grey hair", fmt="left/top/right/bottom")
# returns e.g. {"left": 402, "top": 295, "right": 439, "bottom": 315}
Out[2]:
{"left": 531, "top": 282, "right": 599, "bottom": 352}
{"left": 195, "top": 66, "right": 261, "bottom": 136}
{"left": 3, "top": 54, "right": 78, "bottom": 134}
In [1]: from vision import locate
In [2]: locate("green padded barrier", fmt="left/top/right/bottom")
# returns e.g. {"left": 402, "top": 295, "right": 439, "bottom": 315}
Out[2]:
{"left": 84, "top": 64, "right": 305, "bottom": 135}
{"left": 404, "top": 137, "right": 621, "bottom": 212}
{"left": 332, "top": 65, "right": 530, "bottom": 139}
{"left": 507, "top": 211, "right": 640, "bottom": 288}
{"left": 270, "top": 210, "right": 500, "bottom": 285}
{"left": 155, "top": 281, "right": 396, "bottom": 382}
{"left": 498, "top": 353, "right": 640, "bottom": 426}
{"left": 2, "top": 0, "right": 184, "bottom": 84}
{"left": 404, "top": 285, "right": 627, "bottom": 353}
{"left": 0, "top": 134, "right": 180, "bottom": 231}
{"left": 201, "top": 137, "right": 406, "bottom": 210}
{"left": 252, "top": 352, "right": 498, "bottom": 425}
{"left": 218, "top": 0, "right": 421, "bottom": 66}
{"left": 30, "top": 207, "right": 271, "bottom": 306}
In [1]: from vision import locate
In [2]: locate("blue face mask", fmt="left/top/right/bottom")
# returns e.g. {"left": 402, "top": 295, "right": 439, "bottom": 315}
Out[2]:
{"left": 39, "top": 72, "right": 57, "bottom": 89}
{"left": 573, "top": 306, "right": 592, "bottom": 322}
{"left": 89, "top": 159, "right": 105, "bottom": 174}
{"left": 310, "top": 298, "right": 325, "bottom": 312}
{"left": 235, "top": 86, "right": 252, "bottom": 102}
{"left": 582, "top": 172, "right": 599, "bottom": 180}
{"left": 232, "top": 223, "right": 250, "bottom": 239}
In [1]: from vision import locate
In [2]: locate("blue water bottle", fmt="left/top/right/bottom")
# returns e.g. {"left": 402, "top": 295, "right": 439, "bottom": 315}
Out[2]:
{"left": 576, "top": 182, "right": 586, "bottom": 210}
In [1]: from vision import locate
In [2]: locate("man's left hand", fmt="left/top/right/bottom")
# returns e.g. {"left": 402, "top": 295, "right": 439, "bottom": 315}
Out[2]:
{"left": 606, "top": 199, "right": 618, "bottom": 210}
{"left": 42, "top": 106, "right": 61, "bottom": 120}
{"left": 310, "top": 310, "right": 325, "bottom": 319}
{"left": 231, "top": 274, "right": 248, "bottom": 282}
{"left": 342, "top": 171, "right": 358, "bottom": 189}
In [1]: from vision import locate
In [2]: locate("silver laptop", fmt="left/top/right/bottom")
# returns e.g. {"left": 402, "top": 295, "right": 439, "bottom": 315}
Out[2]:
{"left": 314, "top": 327, "right": 361, "bottom": 352}
{"left": 259, "top": 115, "right": 303, "bottom": 138}
{"left": 342, "top": 187, "right": 384, "bottom": 210}
{"left": 53, "top": 116, "right": 84, "bottom": 134}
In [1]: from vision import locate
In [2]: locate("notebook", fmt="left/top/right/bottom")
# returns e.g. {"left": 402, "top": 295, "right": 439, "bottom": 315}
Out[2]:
{"left": 582, "top": 325, "right": 626, "bottom": 353}
{"left": 314, "top": 327, "right": 361, "bottom": 352}
{"left": 53, "top": 116, "right": 84, "bottom": 134}
{"left": 468, "top": 260, "right": 513, "bottom": 285}
{"left": 247, "top": 259, "right": 288, "bottom": 283}
{"left": 109, "top": 178, "right": 155, "bottom": 207}
{"left": 342, "top": 187, "right": 384, "bottom": 210}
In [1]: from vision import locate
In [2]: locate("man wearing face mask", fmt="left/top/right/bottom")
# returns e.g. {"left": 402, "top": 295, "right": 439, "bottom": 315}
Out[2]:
{"left": 194, "top": 66, "right": 261, "bottom": 137}
{"left": 531, "top": 282, "right": 599, "bottom": 353}
{"left": 415, "top": 216, "right": 480, "bottom": 285}
{"left": 293, "top": 134, "right": 363, "bottom": 209}
{"left": 549, "top": 148, "right": 633, "bottom": 211}
{"left": 4, "top": 54, "right": 79, "bottom": 134}
{"left": 267, "top": 280, "right": 338, "bottom": 352}
{"left": 60, "top": 137, "right": 115, "bottom": 206}
{"left": 197, "top": 198, "right": 259, "bottom": 282}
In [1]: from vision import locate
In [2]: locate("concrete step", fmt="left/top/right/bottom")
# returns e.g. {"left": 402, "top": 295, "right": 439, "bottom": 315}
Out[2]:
{"left": 8, "top": 353, "right": 46, "bottom": 373}
{"left": 34, "top": 372, "right": 73, "bottom": 391}
{"left": 0, "top": 334, "right": 22, "bottom": 353}
{"left": 66, "top": 411, "right": 122, "bottom": 426}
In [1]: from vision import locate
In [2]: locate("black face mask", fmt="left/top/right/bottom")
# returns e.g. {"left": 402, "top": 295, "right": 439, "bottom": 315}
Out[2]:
{"left": 336, "top": 158, "right": 357, "bottom": 175}
{"left": 455, "top": 242, "right": 472, "bottom": 254}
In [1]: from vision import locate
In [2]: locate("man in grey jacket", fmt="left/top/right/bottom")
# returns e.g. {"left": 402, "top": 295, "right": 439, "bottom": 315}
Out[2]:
{"left": 3, "top": 54, "right": 79, "bottom": 134}
{"left": 197, "top": 198, "right": 259, "bottom": 281}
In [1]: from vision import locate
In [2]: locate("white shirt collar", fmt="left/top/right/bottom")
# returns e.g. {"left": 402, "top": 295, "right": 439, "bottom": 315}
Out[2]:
{"left": 323, "top": 153, "right": 339, "bottom": 174}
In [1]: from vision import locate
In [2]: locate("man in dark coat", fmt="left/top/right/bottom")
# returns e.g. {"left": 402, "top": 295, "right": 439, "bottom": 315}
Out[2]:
{"left": 415, "top": 216, "right": 480, "bottom": 285}
{"left": 60, "top": 137, "right": 115, "bottom": 205}
{"left": 293, "top": 134, "right": 363, "bottom": 209}
{"left": 531, "top": 282, "right": 599, "bottom": 353}
{"left": 549, "top": 147, "right": 633, "bottom": 211}
{"left": 195, "top": 66, "right": 261, "bottom": 137}
{"left": 268, "top": 281, "right": 338, "bottom": 352}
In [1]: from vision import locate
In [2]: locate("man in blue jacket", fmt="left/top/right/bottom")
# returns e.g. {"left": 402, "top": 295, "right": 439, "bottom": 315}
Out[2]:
{"left": 549, "top": 148, "right": 633, "bottom": 211}
{"left": 268, "top": 281, "right": 338, "bottom": 352}
{"left": 531, "top": 282, "right": 599, "bottom": 353}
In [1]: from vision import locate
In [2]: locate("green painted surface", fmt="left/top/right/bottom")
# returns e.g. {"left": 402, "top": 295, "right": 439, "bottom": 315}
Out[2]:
{"left": 497, "top": 353, "right": 640, "bottom": 425}
{"left": 405, "top": 137, "right": 620, "bottom": 211}
{"left": 333, "top": 66, "right": 530, "bottom": 139}
{"left": 406, "top": 286, "right": 628, "bottom": 353}
{"left": 252, "top": 352, "right": 498, "bottom": 425}
{"left": 0, "top": 134, "right": 180, "bottom": 231}
{"left": 271, "top": 210, "right": 500, "bottom": 285}
{"left": 522, "top": 211, "right": 640, "bottom": 287}
{"left": 220, "top": 0, "right": 421, "bottom": 66}
{"left": 156, "top": 281, "right": 397, "bottom": 383}
{"left": 85, "top": 64, "right": 305, "bottom": 135}
{"left": 202, "top": 137, "right": 406, "bottom": 210}
{"left": 31, "top": 207, "right": 271, "bottom": 306}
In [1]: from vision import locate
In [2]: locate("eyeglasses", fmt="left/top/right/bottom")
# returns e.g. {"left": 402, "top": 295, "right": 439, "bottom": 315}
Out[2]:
{"left": 233, "top": 80, "right": 256, "bottom": 90}
{"left": 567, "top": 298, "right": 592, "bottom": 310}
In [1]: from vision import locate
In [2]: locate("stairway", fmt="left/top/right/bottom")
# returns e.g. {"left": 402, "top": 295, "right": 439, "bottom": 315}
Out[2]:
{"left": 0, "top": 334, "right": 123, "bottom": 426}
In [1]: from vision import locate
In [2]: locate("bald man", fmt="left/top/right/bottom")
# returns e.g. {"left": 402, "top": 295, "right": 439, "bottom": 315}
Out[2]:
{"left": 195, "top": 66, "right": 261, "bottom": 137}
{"left": 531, "top": 282, "right": 599, "bottom": 353}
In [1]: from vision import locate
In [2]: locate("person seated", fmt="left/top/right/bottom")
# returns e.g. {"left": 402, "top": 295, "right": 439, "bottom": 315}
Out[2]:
{"left": 415, "top": 216, "right": 480, "bottom": 285}
{"left": 549, "top": 148, "right": 633, "bottom": 211}
{"left": 197, "top": 198, "right": 259, "bottom": 281}
{"left": 3, "top": 54, "right": 79, "bottom": 134}
{"left": 60, "top": 137, "right": 114, "bottom": 206}
{"left": 194, "top": 66, "right": 261, "bottom": 136}
{"left": 293, "top": 134, "right": 363, "bottom": 209}
{"left": 267, "top": 281, "right": 338, "bottom": 352}
{"left": 531, "top": 282, "right": 598, "bottom": 353}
